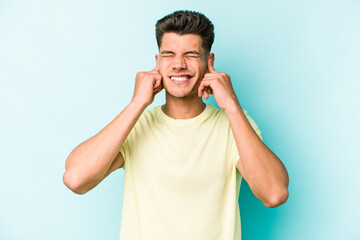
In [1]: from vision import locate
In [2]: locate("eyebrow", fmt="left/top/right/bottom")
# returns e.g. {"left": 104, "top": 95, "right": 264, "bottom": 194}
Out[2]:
{"left": 160, "top": 50, "right": 202, "bottom": 56}
{"left": 183, "top": 51, "right": 201, "bottom": 56}
{"left": 160, "top": 50, "right": 175, "bottom": 54}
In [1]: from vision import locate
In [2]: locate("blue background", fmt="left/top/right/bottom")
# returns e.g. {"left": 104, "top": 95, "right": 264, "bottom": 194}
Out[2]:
{"left": 1, "top": 0, "right": 359, "bottom": 239}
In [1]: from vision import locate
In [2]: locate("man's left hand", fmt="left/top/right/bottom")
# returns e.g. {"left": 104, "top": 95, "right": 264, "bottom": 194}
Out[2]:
{"left": 198, "top": 58, "right": 239, "bottom": 111}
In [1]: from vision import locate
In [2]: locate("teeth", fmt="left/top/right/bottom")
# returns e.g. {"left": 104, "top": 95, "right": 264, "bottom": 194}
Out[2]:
{"left": 171, "top": 76, "right": 189, "bottom": 81}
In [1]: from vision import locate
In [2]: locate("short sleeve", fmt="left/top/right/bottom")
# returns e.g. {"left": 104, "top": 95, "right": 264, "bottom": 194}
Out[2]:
{"left": 243, "top": 110, "right": 263, "bottom": 141}
{"left": 231, "top": 109, "right": 263, "bottom": 168}
{"left": 118, "top": 109, "right": 149, "bottom": 170}
{"left": 119, "top": 138, "right": 129, "bottom": 170}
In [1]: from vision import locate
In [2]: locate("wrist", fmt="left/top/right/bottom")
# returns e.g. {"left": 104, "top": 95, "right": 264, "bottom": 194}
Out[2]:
{"left": 129, "top": 98, "right": 149, "bottom": 111}
{"left": 224, "top": 99, "right": 242, "bottom": 114}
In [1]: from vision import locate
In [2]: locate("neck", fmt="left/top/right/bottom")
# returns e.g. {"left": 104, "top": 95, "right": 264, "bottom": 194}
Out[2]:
{"left": 161, "top": 93, "right": 206, "bottom": 119}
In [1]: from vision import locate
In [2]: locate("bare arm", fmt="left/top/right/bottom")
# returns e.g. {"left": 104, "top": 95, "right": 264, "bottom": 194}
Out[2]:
{"left": 198, "top": 55, "right": 289, "bottom": 207}
{"left": 63, "top": 68, "right": 163, "bottom": 194}
{"left": 226, "top": 103, "right": 289, "bottom": 208}
{"left": 63, "top": 102, "right": 146, "bottom": 194}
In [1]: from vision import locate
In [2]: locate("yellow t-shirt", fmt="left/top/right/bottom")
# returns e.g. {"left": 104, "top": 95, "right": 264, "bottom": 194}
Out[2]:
{"left": 119, "top": 104, "right": 262, "bottom": 240}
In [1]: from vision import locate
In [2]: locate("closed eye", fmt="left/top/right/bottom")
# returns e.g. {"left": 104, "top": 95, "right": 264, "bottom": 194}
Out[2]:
{"left": 161, "top": 53, "right": 174, "bottom": 57}
{"left": 184, "top": 51, "right": 202, "bottom": 58}
{"left": 184, "top": 54, "right": 201, "bottom": 58}
{"left": 160, "top": 51, "right": 175, "bottom": 57}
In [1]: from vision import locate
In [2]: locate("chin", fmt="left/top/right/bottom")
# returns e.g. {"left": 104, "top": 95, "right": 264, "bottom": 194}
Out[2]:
{"left": 165, "top": 89, "right": 197, "bottom": 99}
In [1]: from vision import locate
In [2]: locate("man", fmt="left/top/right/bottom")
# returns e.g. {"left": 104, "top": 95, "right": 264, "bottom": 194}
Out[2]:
{"left": 63, "top": 10, "right": 289, "bottom": 240}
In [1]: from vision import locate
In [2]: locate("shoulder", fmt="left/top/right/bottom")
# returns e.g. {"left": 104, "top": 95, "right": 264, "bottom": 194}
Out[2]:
{"left": 210, "top": 105, "right": 252, "bottom": 122}
{"left": 207, "top": 104, "right": 226, "bottom": 120}
{"left": 207, "top": 104, "right": 249, "bottom": 123}
{"left": 133, "top": 106, "right": 161, "bottom": 128}
{"left": 207, "top": 105, "right": 262, "bottom": 137}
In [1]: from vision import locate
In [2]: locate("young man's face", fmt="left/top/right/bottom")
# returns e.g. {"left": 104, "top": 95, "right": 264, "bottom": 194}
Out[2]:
{"left": 156, "top": 33, "right": 213, "bottom": 99}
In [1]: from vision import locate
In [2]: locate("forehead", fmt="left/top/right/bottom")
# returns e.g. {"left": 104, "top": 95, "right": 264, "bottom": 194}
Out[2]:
{"left": 160, "top": 33, "right": 204, "bottom": 53}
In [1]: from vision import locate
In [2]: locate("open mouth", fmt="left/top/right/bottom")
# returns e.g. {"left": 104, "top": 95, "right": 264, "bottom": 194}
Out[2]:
{"left": 169, "top": 74, "right": 193, "bottom": 83}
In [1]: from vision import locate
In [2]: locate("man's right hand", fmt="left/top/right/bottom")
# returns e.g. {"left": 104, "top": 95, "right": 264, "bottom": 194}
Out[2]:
{"left": 131, "top": 67, "right": 163, "bottom": 107}
{"left": 64, "top": 67, "right": 163, "bottom": 194}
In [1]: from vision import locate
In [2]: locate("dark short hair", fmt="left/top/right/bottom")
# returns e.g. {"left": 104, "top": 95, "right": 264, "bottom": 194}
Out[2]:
{"left": 155, "top": 10, "right": 215, "bottom": 54}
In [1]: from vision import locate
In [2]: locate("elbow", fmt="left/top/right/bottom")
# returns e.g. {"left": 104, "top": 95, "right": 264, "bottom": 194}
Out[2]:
{"left": 263, "top": 188, "right": 289, "bottom": 208}
{"left": 63, "top": 171, "right": 88, "bottom": 195}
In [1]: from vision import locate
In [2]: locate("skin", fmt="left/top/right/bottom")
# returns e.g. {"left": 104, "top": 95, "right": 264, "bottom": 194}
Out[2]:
{"left": 155, "top": 33, "right": 211, "bottom": 119}
{"left": 63, "top": 32, "right": 289, "bottom": 208}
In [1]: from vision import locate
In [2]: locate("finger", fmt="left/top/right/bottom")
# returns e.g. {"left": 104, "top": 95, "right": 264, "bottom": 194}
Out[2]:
{"left": 203, "top": 73, "right": 220, "bottom": 78}
{"left": 199, "top": 79, "right": 213, "bottom": 86}
{"left": 153, "top": 82, "right": 163, "bottom": 92}
{"left": 203, "top": 89, "right": 209, "bottom": 99}
{"left": 151, "top": 70, "right": 160, "bottom": 76}
{"left": 153, "top": 78, "right": 162, "bottom": 88}
{"left": 153, "top": 87, "right": 162, "bottom": 95}
{"left": 207, "top": 57, "right": 216, "bottom": 73}
{"left": 152, "top": 72, "right": 162, "bottom": 86}
{"left": 198, "top": 82, "right": 208, "bottom": 97}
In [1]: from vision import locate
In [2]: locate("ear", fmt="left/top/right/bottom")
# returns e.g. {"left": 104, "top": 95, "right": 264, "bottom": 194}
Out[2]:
{"left": 206, "top": 53, "right": 215, "bottom": 72}
{"left": 208, "top": 53, "right": 215, "bottom": 67}
{"left": 155, "top": 54, "right": 159, "bottom": 70}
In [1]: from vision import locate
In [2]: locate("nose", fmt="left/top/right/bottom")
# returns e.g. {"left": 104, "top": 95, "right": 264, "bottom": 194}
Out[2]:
{"left": 172, "top": 56, "right": 187, "bottom": 71}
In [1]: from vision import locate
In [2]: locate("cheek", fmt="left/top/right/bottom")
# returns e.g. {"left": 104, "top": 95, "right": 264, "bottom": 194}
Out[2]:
{"left": 159, "top": 60, "right": 170, "bottom": 71}
{"left": 157, "top": 61, "right": 166, "bottom": 75}
{"left": 197, "top": 64, "right": 207, "bottom": 76}
{"left": 191, "top": 60, "right": 206, "bottom": 72}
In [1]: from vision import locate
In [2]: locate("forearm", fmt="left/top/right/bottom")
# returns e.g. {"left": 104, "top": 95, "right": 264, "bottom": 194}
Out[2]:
{"left": 63, "top": 101, "right": 147, "bottom": 193}
{"left": 225, "top": 102, "right": 289, "bottom": 207}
